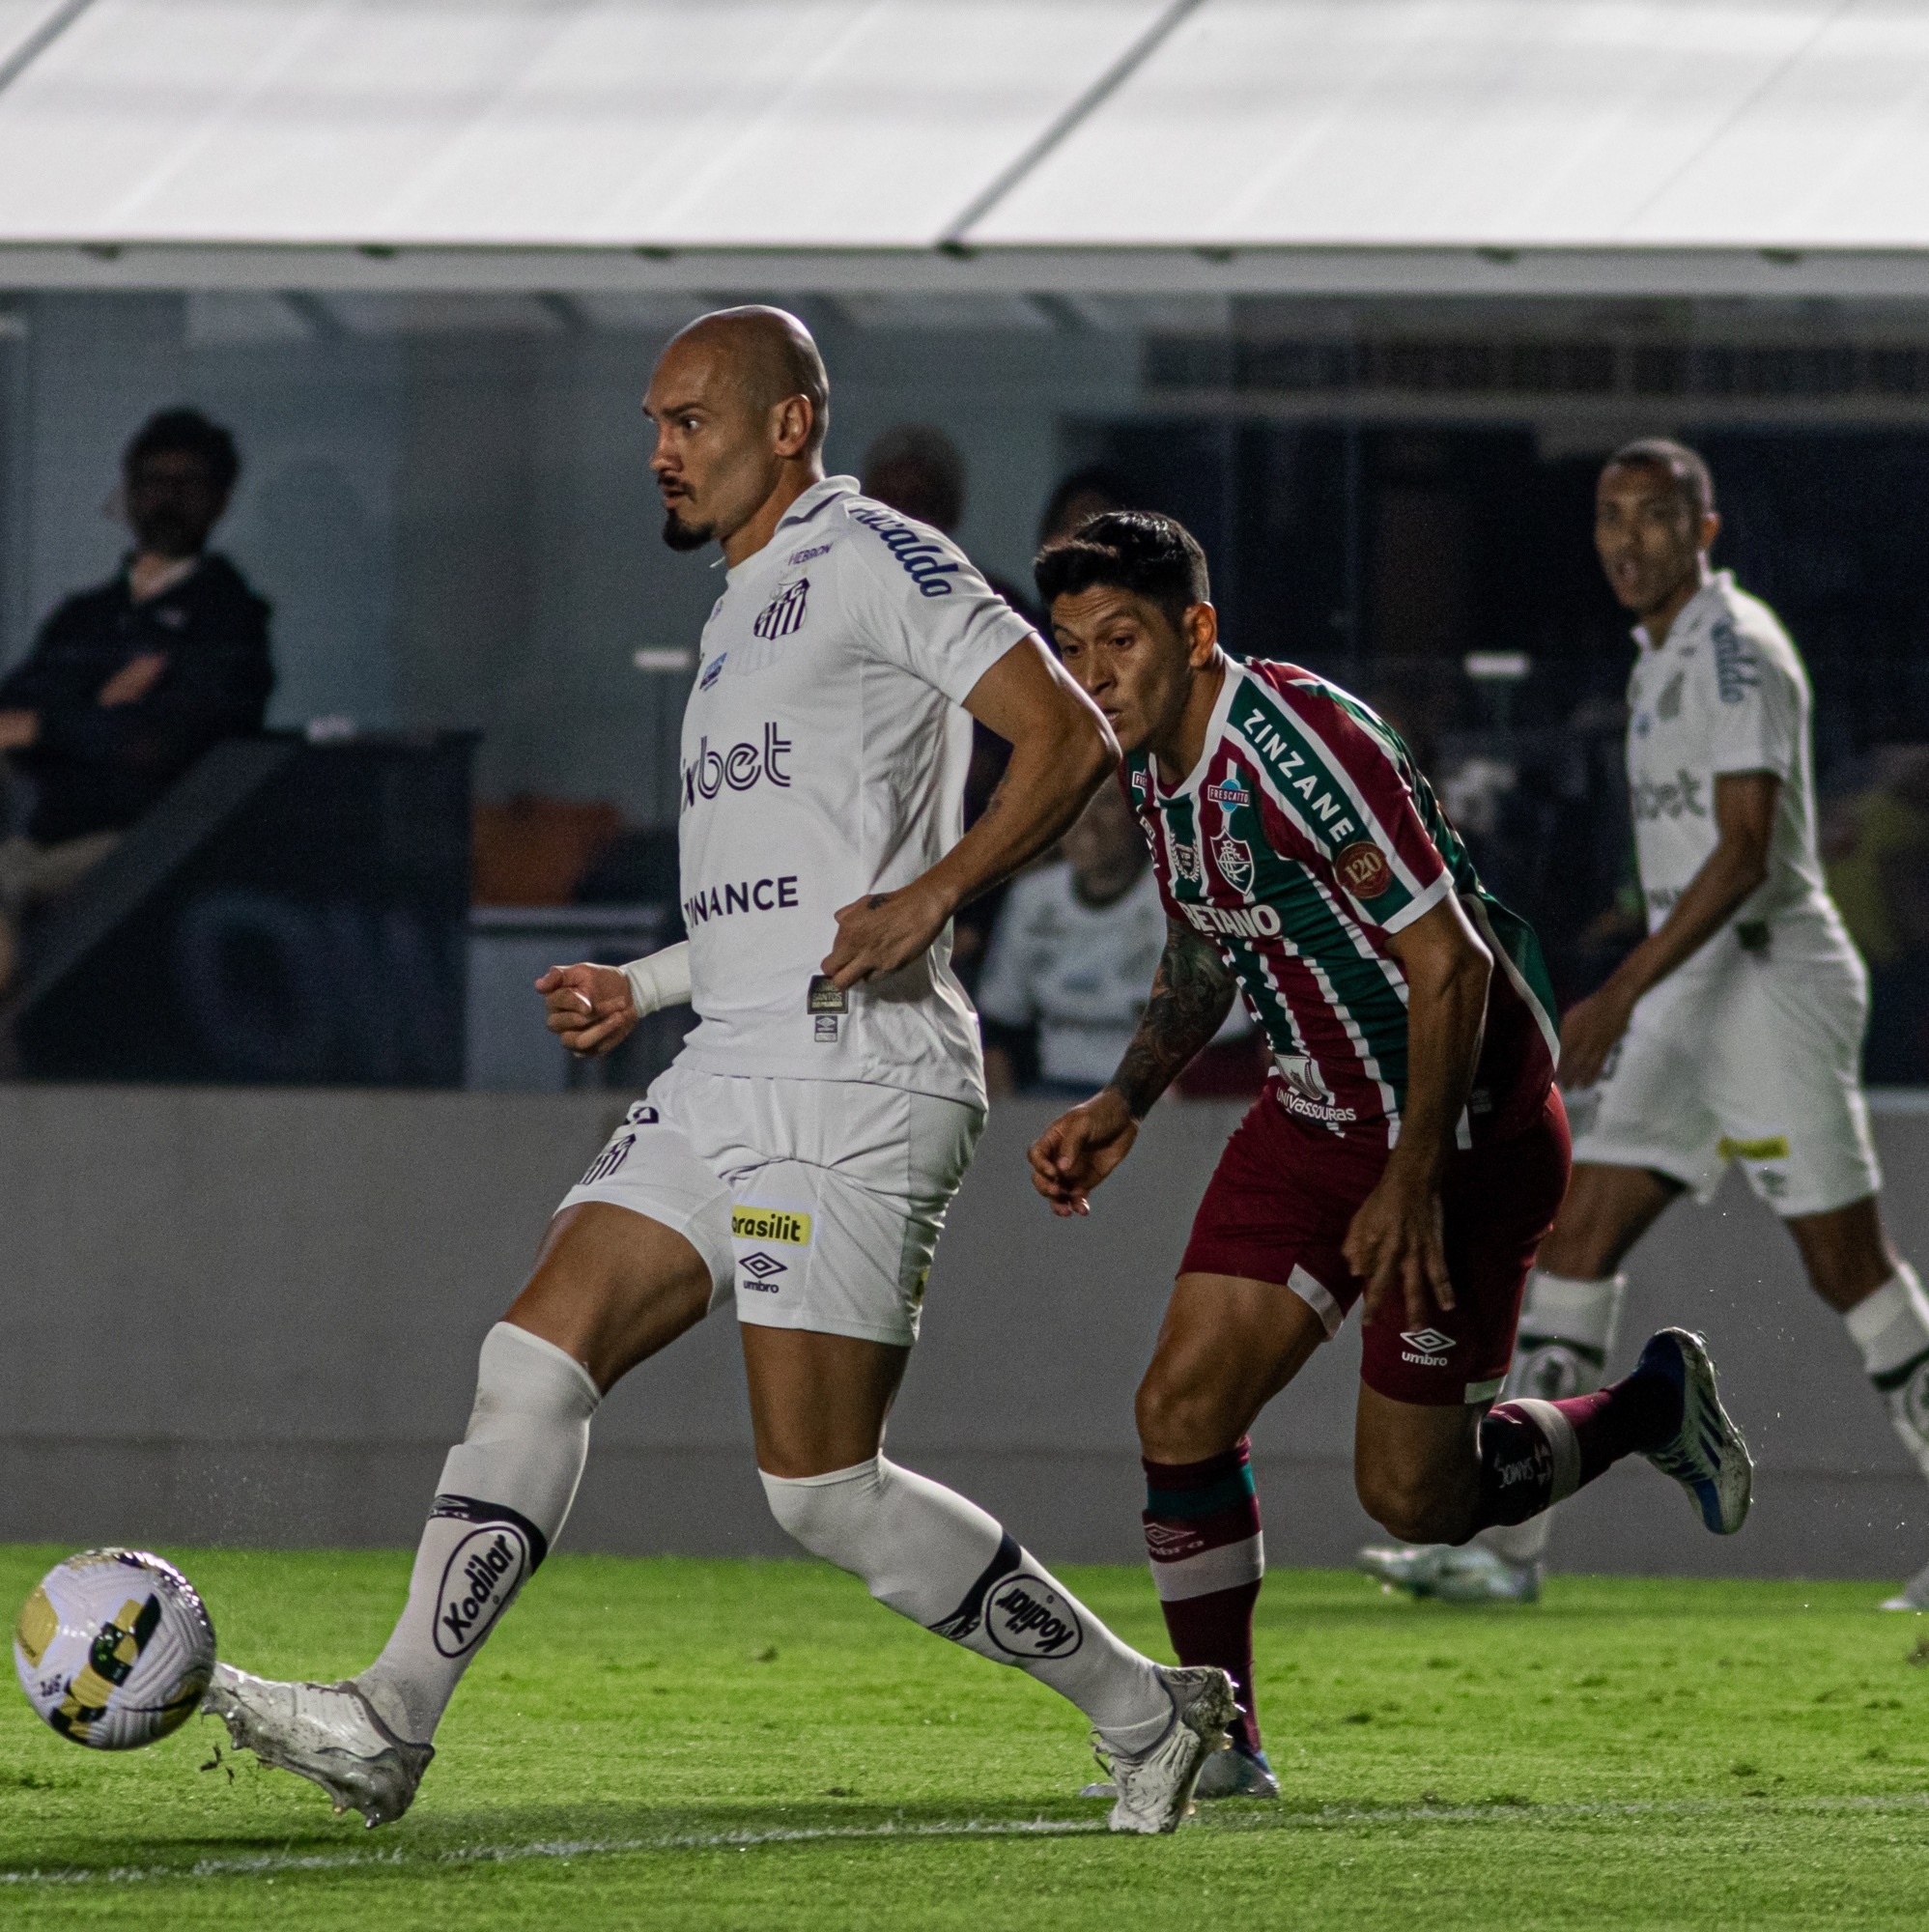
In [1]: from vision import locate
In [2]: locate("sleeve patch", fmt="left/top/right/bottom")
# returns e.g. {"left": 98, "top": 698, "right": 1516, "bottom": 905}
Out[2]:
{"left": 1711, "top": 617, "right": 1759, "bottom": 705}
{"left": 1335, "top": 840, "right": 1393, "bottom": 900}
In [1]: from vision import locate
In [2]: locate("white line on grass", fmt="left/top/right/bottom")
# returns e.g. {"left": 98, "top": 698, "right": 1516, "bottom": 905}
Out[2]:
{"left": 7, "top": 1793, "right": 1928, "bottom": 1889}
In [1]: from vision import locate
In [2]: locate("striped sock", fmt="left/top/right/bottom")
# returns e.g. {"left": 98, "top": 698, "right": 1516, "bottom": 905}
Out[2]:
{"left": 1142, "top": 1440, "right": 1264, "bottom": 1755}
{"left": 1471, "top": 1369, "right": 1683, "bottom": 1531}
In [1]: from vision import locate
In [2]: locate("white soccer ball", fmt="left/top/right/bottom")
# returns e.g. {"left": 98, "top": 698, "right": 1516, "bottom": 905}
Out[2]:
{"left": 13, "top": 1549, "right": 217, "bottom": 1750}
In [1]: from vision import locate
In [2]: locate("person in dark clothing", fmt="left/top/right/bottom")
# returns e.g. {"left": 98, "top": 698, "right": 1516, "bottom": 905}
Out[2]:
{"left": 859, "top": 424, "right": 1044, "bottom": 993}
{"left": 0, "top": 408, "right": 272, "bottom": 992}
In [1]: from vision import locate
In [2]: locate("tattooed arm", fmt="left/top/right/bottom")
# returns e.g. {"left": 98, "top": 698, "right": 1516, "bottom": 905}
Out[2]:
{"left": 1027, "top": 917, "right": 1240, "bottom": 1217}
{"left": 1109, "top": 916, "right": 1241, "bottom": 1120}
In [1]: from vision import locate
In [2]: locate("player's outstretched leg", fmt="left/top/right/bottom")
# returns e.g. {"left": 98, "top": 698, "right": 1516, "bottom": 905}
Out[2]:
{"left": 760, "top": 1456, "right": 1234, "bottom": 1833}
{"left": 1359, "top": 1269, "right": 1627, "bottom": 1604}
{"left": 1842, "top": 1263, "right": 1929, "bottom": 1609}
{"left": 1470, "top": 1326, "right": 1751, "bottom": 1541}
{"left": 204, "top": 1321, "right": 600, "bottom": 1825}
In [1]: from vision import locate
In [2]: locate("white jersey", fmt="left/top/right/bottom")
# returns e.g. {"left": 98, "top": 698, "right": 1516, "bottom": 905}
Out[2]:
{"left": 674, "top": 475, "right": 1032, "bottom": 1105}
{"left": 1625, "top": 570, "right": 1849, "bottom": 963}
{"left": 976, "top": 862, "right": 1168, "bottom": 1086}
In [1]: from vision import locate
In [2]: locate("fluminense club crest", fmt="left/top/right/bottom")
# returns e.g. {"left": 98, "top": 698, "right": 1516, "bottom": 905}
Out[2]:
{"left": 1213, "top": 833, "right": 1254, "bottom": 895}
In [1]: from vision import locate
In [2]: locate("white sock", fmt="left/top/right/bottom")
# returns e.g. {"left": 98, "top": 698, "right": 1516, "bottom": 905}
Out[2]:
{"left": 760, "top": 1457, "right": 1173, "bottom": 1753}
{"left": 1845, "top": 1262, "right": 1929, "bottom": 1482}
{"left": 358, "top": 1323, "right": 600, "bottom": 1744}
{"left": 1481, "top": 1270, "right": 1626, "bottom": 1565}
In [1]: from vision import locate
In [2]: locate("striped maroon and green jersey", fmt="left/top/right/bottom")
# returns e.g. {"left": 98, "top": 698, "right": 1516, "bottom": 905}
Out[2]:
{"left": 1129, "top": 659, "right": 1558, "bottom": 1148}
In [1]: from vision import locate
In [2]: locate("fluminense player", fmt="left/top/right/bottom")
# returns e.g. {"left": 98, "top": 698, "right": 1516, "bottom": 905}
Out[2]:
{"left": 203, "top": 309, "right": 1233, "bottom": 1834}
{"left": 1027, "top": 513, "right": 1752, "bottom": 1798}
{"left": 1364, "top": 440, "right": 1929, "bottom": 1610}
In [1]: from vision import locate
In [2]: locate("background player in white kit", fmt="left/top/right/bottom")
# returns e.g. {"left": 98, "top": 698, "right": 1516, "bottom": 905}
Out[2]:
{"left": 204, "top": 307, "right": 1233, "bottom": 1833}
{"left": 1364, "top": 440, "right": 1929, "bottom": 1609}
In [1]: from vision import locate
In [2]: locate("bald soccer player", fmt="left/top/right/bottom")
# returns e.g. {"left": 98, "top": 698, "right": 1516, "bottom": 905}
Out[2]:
{"left": 204, "top": 308, "right": 1234, "bottom": 1835}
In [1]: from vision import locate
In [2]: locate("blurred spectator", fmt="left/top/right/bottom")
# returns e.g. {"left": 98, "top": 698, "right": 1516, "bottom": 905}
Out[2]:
{"left": 0, "top": 408, "right": 271, "bottom": 995}
{"left": 1037, "top": 464, "right": 1133, "bottom": 547}
{"left": 975, "top": 776, "right": 1262, "bottom": 1101}
{"left": 861, "top": 423, "right": 1039, "bottom": 989}
{"left": 978, "top": 782, "right": 1164, "bottom": 1098}
{"left": 859, "top": 423, "right": 967, "bottom": 534}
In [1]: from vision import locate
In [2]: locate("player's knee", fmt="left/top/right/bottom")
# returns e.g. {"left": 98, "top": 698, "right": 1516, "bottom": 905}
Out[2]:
{"left": 758, "top": 1459, "right": 883, "bottom": 1573}
{"left": 1134, "top": 1362, "right": 1226, "bottom": 1460}
{"left": 1356, "top": 1461, "right": 1463, "bottom": 1545}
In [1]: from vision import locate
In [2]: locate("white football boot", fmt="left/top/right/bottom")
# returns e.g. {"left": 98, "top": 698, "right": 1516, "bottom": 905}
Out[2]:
{"left": 202, "top": 1663, "right": 432, "bottom": 1827}
{"left": 1879, "top": 1555, "right": 1929, "bottom": 1611}
{"left": 1083, "top": 1735, "right": 1279, "bottom": 1803}
{"left": 1100, "top": 1663, "right": 1235, "bottom": 1834}
{"left": 1637, "top": 1327, "right": 1752, "bottom": 1535}
{"left": 1356, "top": 1542, "right": 1542, "bottom": 1604}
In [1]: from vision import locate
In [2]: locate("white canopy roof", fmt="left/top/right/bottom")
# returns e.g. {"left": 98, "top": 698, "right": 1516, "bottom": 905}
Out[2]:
{"left": 2, "top": 0, "right": 1928, "bottom": 294}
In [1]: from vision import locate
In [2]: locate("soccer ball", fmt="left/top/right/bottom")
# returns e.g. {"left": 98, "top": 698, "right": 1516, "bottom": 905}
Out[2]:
{"left": 13, "top": 1549, "right": 217, "bottom": 1749}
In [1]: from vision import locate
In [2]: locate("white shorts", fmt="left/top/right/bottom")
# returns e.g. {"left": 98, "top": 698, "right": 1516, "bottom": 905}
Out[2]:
{"left": 554, "top": 1063, "right": 983, "bottom": 1348}
{"left": 1567, "top": 933, "right": 1880, "bottom": 1219}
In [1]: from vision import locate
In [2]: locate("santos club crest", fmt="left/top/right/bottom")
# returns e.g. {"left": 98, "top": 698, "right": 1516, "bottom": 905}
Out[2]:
{"left": 752, "top": 577, "right": 809, "bottom": 639}
{"left": 1212, "top": 833, "right": 1254, "bottom": 895}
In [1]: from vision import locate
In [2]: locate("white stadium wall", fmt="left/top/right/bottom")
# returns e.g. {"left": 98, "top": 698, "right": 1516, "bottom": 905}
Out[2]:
{"left": 3, "top": 1083, "right": 1926, "bottom": 1580}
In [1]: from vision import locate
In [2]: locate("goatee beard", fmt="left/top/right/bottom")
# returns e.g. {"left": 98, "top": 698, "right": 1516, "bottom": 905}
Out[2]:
{"left": 662, "top": 508, "right": 714, "bottom": 553}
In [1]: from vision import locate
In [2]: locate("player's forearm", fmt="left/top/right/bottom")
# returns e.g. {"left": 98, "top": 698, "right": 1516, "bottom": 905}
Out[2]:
{"left": 620, "top": 941, "right": 692, "bottom": 1017}
{"left": 1106, "top": 923, "right": 1238, "bottom": 1121}
{"left": 920, "top": 707, "right": 1116, "bottom": 917}
{"left": 1387, "top": 944, "right": 1489, "bottom": 1184}
{"left": 1605, "top": 837, "right": 1769, "bottom": 1005}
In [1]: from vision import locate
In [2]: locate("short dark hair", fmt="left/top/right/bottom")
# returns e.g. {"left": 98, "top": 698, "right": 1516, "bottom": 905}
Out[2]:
{"left": 1604, "top": 438, "right": 1714, "bottom": 519}
{"left": 1034, "top": 510, "right": 1211, "bottom": 636}
{"left": 124, "top": 408, "right": 241, "bottom": 495}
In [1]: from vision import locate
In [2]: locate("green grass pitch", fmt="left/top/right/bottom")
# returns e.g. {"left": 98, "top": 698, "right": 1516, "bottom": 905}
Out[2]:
{"left": 3, "top": 1545, "right": 1927, "bottom": 1929}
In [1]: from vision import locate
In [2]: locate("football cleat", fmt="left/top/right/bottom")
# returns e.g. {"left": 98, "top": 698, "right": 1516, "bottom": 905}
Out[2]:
{"left": 1192, "top": 1739, "right": 1279, "bottom": 1800}
{"left": 1355, "top": 1541, "right": 1451, "bottom": 1595}
{"left": 1082, "top": 1736, "right": 1279, "bottom": 1802}
{"left": 1636, "top": 1327, "right": 1752, "bottom": 1535}
{"left": 201, "top": 1663, "right": 432, "bottom": 1827}
{"left": 1357, "top": 1541, "right": 1541, "bottom": 1605}
{"left": 1878, "top": 1555, "right": 1929, "bottom": 1611}
{"left": 1100, "top": 1664, "right": 1235, "bottom": 1834}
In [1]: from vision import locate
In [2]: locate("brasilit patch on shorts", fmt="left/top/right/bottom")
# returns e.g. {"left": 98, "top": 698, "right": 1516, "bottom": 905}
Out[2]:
{"left": 731, "top": 1207, "right": 812, "bottom": 1245}
{"left": 1717, "top": 1134, "right": 1790, "bottom": 1163}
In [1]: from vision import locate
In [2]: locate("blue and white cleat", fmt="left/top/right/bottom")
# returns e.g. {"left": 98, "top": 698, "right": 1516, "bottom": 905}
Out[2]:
{"left": 1636, "top": 1327, "right": 1752, "bottom": 1535}
{"left": 1192, "top": 1740, "right": 1280, "bottom": 1800}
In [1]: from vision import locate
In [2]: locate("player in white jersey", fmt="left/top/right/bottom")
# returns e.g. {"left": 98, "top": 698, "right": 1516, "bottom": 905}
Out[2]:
{"left": 1362, "top": 440, "right": 1929, "bottom": 1609}
{"left": 203, "top": 308, "right": 1233, "bottom": 1833}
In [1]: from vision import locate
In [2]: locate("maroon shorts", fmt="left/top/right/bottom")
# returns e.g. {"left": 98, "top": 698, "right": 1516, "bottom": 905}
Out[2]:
{"left": 1178, "top": 1081, "right": 1572, "bottom": 1406}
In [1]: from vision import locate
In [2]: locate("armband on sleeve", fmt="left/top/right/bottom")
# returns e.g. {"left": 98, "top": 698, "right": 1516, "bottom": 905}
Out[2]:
{"left": 620, "top": 941, "right": 692, "bottom": 1018}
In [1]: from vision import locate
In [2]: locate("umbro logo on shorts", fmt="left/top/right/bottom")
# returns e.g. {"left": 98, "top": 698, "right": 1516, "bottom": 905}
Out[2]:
{"left": 739, "top": 1252, "right": 786, "bottom": 1290}
{"left": 1400, "top": 1327, "right": 1455, "bottom": 1367}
